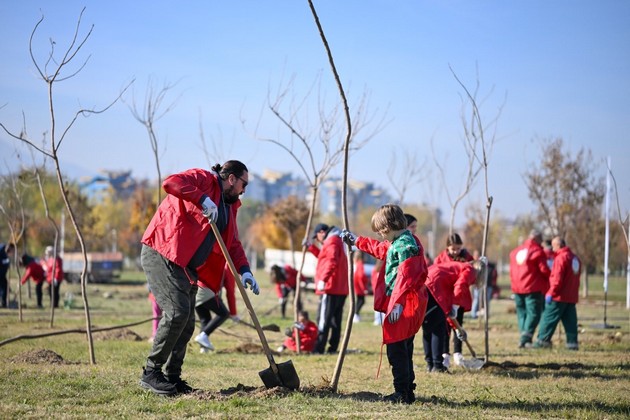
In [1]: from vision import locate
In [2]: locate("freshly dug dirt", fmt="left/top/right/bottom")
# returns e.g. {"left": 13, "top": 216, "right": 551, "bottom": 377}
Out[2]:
{"left": 93, "top": 327, "right": 142, "bottom": 341}
{"left": 10, "top": 349, "right": 66, "bottom": 364}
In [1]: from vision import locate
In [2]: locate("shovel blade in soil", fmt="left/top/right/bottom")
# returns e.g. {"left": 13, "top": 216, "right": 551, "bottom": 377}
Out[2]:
{"left": 258, "top": 360, "right": 300, "bottom": 390}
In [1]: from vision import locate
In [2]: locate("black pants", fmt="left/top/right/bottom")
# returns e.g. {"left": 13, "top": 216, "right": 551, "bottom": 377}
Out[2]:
{"left": 445, "top": 306, "right": 465, "bottom": 354}
{"left": 48, "top": 282, "right": 61, "bottom": 308}
{"left": 355, "top": 295, "right": 365, "bottom": 315}
{"left": 0, "top": 276, "right": 7, "bottom": 307}
{"left": 423, "top": 291, "right": 448, "bottom": 368}
{"left": 35, "top": 282, "right": 43, "bottom": 307}
{"left": 315, "top": 294, "right": 346, "bottom": 354}
{"left": 196, "top": 296, "right": 229, "bottom": 336}
{"left": 387, "top": 336, "right": 415, "bottom": 394}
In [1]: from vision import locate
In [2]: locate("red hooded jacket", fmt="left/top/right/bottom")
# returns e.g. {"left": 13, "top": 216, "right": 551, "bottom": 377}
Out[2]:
{"left": 312, "top": 231, "right": 348, "bottom": 296}
{"left": 356, "top": 235, "right": 428, "bottom": 345}
{"left": 142, "top": 168, "right": 249, "bottom": 283}
{"left": 547, "top": 246, "right": 581, "bottom": 304}
{"left": 433, "top": 248, "right": 474, "bottom": 265}
{"left": 21, "top": 260, "right": 45, "bottom": 285}
{"left": 426, "top": 261, "right": 475, "bottom": 313}
{"left": 283, "top": 320, "right": 318, "bottom": 352}
{"left": 509, "top": 238, "right": 551, "bottom": 294}
{"left": 43, "top": 256, "right": 64, "bottom": 284}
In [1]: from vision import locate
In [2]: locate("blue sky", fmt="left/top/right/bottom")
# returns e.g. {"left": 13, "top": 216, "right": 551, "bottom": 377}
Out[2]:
{"left": 1, "top": 1, "right": 629, "bottom": 227}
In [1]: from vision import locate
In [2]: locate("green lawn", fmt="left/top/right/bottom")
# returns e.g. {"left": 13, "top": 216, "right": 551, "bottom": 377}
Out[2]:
{"left": 1, "top": 269, "right": 629, "bottom": 419}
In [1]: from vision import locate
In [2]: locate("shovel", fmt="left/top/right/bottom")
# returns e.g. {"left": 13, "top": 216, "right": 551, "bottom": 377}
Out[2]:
{"left": 209, "top": 220, "right": 300, "bottom": 390}
{"left": 448, "top": 318, "right": 485, "bottom": 370}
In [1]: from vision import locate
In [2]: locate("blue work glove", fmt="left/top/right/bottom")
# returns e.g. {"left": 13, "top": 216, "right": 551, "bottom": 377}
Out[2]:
{"left": 293, "top": 322, "right": 305, "bottom": 331}
{"left": 301, "top": 238, "right": 312, "bottom": 248}
{"left": 545, "top": 294, "right": 552, "bottom": 304}
{"left": 201, "top": 197, "right": 218, "bottom": 222}
{"left": 389, "top": 303, "right": 403, "bottom": 323}
{"left": 241, "top": 272, "right": 260, "bottom": 295}
{"left": 316, "top": 280, "right": 326, "bottom": 291}
{"left": 340, "top": 229, "right": 357, "bottom": 246}
{"left": 448, "top": 304, "right": 460, "bottom": 319}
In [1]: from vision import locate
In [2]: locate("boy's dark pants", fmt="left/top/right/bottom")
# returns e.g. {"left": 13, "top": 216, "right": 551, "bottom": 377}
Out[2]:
{"left": 387, "top": 336, "right": 415, "bottom": 394}
{"left": 423, "top": 291, "right": 447, "bottom": 368}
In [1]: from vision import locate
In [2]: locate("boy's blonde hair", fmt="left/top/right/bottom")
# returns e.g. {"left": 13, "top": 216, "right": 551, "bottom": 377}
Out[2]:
{"left": 371, "top": 203, "right": 407, "bottom": 235}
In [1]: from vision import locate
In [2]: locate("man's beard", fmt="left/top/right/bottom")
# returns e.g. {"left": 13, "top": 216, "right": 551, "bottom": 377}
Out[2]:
{"left": 223, "top": 186, "right": 240, "bottom": 204}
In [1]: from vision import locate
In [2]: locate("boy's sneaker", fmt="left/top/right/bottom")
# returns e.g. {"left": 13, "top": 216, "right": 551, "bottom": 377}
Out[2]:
{"left": 353, "top": 314, "right": 361, "bottom": 323}
{"left": 194, "top": 332, "right": 214, "bottom": 350}
{"left": 453, "top": 352, "right": 464, "bottom": 366}
{"left": 566, "top": 342, "right": 579, "bottom": 351}
{"left": 442, "top": 353, "right": 450, "bottom": 368}
{"left": 167, "top": 376, "right": 195, "bottom": 394}
{"left": 140, "top": 367, "right": 177, "bottom": 395}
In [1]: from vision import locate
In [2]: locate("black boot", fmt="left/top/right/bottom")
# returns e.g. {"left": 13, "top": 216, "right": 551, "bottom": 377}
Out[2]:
{"left": 140, "top": 367, "right": 177, "bottom": 395}
{"left": 383, "top": 391, "right": 407, "bottom": 404}
{"left": 166, "top": 375, "right": 195, "bottom": 394}
{"left": 407, "top": 383, "right": 416, "bottom": 404}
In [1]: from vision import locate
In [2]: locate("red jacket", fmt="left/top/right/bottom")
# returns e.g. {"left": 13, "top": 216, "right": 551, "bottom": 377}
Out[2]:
{"left": 274, "top": 265, "right": 301, "bottom": 298}
{"left": 312, "top": 231, "right": 348, "bottom": 296}
{"left": 426, "top": 261, "right": 475, "bottom": 313}
{"left": 353, "top": 259, "right": 369, "bottom": 296}
{"left": 284, "top": 320, "right": 318, "bottom": 352}
{"left": 433, "top": 248, "right": 474, "bottom": 265}
{"left": 197, "top": 263, "right": 237, "bottom": 316}
{"left": 356, "top": 235, "right": 428, "bottom": 345}
{"left": 509, "top": 238, "right": 551, "bottom": 294}
{"left": 21, "top": 261, "right": 45, "bottom": 285}
{"left": 43, "top": 256, "right": 64, "bottom": 284}
{"left": 547, "top": 247, "right": 581, "bottom": 304}
{"left": 142, "top": 168, "right": 249, "bottom": 281}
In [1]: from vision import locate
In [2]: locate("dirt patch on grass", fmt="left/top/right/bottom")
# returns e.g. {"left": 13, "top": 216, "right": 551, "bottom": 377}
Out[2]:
{"left": 214, "top": 343, "right": 269, "bottom": 355}
{"left": 10, "top": 349, "right": 66, "bottom": 364}
{"left": 484, "top": 360, "right": 589, "bottom": 371}
{"left": 93, "top": 327, "right": 142, "bottom": 341}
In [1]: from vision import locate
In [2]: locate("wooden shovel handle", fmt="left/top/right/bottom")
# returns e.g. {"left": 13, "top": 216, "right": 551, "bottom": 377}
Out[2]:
{"left": 209, "top": 220, "right": 279, "bottom": 375}
{"left": 447, "top": 317, "right": 477, "bottom": 358}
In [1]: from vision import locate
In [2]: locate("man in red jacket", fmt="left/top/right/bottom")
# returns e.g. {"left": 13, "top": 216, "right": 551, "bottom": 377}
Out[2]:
{"left": 535, "top": 237, "right": 581, "bottom": 350}
{"left": 308, "top": 223, "right": 348, "bottom": 354}
{"left": 509, "top": 230, "right": 551, "bottom": 348}
{"left": 139, "top": 161, "right": 259, "bottom": 396}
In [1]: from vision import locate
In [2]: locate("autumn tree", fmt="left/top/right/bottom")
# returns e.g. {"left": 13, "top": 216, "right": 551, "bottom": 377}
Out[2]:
{"left": 523, "top": 137, "right": 605, "bottom": 285}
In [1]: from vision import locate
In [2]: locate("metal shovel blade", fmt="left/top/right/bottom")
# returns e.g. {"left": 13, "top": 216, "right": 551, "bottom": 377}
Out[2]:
{"left": 459, "top": 357, "right": 485, "bottom": 370}
{"left": 259, "top": 360, "right": 300, "bottom": 390}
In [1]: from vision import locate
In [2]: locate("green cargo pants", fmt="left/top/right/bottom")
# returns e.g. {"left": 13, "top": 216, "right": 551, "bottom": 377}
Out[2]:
{"left": 514, "top": 292, "right": 544, "bottom": 345}
{"left": 537, "top": 301, "right": 578, "bottom": 346}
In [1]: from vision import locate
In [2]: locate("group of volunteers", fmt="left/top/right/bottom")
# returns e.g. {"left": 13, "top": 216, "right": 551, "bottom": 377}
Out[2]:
{"left": 135, "top": 158, "right": 582, "bottom": 405}
{"left": 509, "top": 230, "right": 581, "bottom": 350}
{"left": 1, "top": 243, "right": 65, "bottom": 309}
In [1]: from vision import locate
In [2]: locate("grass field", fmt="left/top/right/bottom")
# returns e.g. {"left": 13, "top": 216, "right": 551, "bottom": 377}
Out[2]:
{"left": 1, "top": 270, "right": 629, "bottom": 419}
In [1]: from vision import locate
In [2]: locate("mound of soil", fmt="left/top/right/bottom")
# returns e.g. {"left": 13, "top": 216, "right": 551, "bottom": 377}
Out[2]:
{"left": 93, "top": 327, "right": 142, "bottom": 341}
{"left": 215, "top": 343, "right": 266, "bottom": 355}
{"left": 10, "top": 349, "right": 66, "bottom": 364}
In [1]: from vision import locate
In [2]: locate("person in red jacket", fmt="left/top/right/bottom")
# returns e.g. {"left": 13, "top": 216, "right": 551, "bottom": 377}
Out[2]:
{"left": 42, "top": 246, "right": 64, "bottom": 308}
{"left": 535, "top": 236, "right": 581, "bottom": 350}
{"left": 271, "top": 264, "right": 302, "bottom": 319}
{"left": 342, "top": 204, "right": 428, "bottom": 404}
{"left": 308, "top": 223, "right": 349, "bottom": 354}
{"left": 433, "top": 233, "right": 474, "bottom": 265}
{"left": 509, "top": 229, "right": 551, "bottom": 348}
{"left": 353, "top": 250, "right": 369, "bottom": 323}
{"left": 194, "top": 264, "right": 238, "bottom": 352}
{"left": 278, "top": 310, "right": 319, "bottom": 353}
{"left": 20, "top": 254, "right": 46, "bottom": 308}
{"left": 424, "top": 260, "right": 484, "bottom": 371}
{"left": 139, "top": 161, "right": 259, "bottom": 396}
